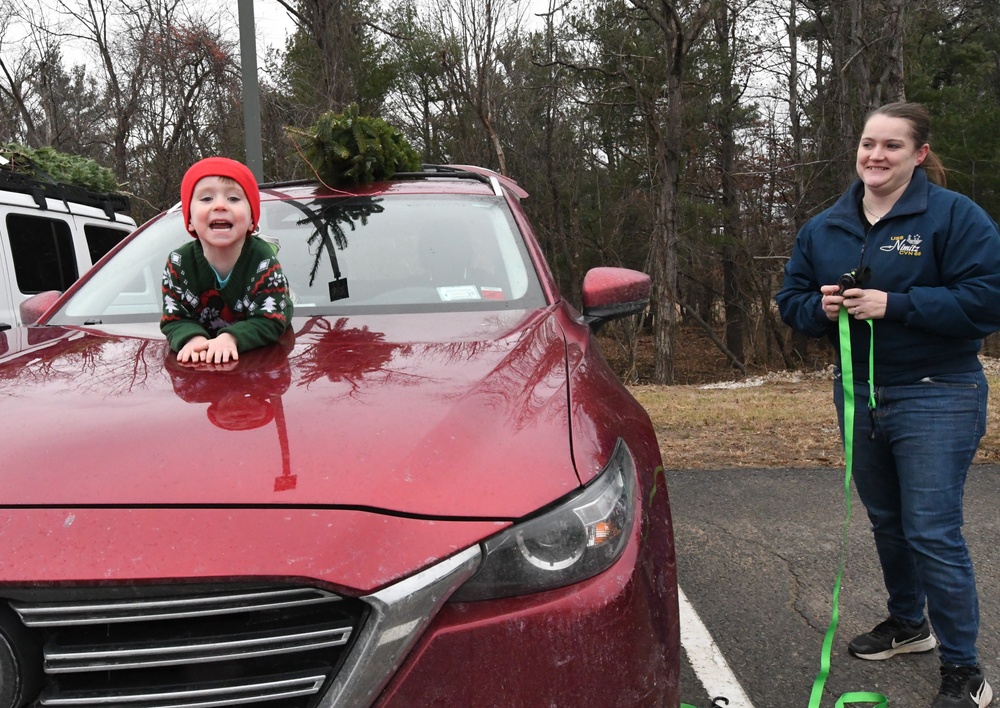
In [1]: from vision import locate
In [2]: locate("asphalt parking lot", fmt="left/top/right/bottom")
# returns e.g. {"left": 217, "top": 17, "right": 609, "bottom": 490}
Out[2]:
{"left": 669, "top": 464, "right": 1000, "bottom": 708}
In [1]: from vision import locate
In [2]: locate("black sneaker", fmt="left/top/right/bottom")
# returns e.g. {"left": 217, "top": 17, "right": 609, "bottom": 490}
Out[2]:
{"left": 848, "top": 616, "right": 936, "bottom": 660}
{"left": 932, "top": 664, "right": 993, "bottom": 707}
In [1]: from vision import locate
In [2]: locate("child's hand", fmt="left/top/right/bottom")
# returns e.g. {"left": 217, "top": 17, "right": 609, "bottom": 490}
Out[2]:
{"left": 177, "top": 336, "right": 210, "bottom": 363}
{"left": 172, "top": 358, "right": 239, "bottom": 372}
{"left": 204, "top": 332, "right": 239, "bottom": 364}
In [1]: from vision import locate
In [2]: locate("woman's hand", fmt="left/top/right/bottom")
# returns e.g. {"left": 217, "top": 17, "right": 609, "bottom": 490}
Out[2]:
{"left": 842, "top": 288, "right": 887, "bottom": 320}
{"left": 821, "top": 284, "right": 888, "bottom": 321}
{"left": 820, "top": 284, "right": 845, "bottom": 321}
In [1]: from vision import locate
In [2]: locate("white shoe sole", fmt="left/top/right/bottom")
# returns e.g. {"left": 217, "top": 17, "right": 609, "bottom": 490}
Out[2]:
{"left": 977, "top": 679, "right": 993, "bottom": 707}
{"left": 848, "top": 634, "right": 937, "bottom": 661}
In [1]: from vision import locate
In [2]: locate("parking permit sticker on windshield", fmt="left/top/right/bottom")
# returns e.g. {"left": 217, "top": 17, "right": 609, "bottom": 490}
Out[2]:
{"left": 437, "top": 285, "right": 481, "bottom": 301}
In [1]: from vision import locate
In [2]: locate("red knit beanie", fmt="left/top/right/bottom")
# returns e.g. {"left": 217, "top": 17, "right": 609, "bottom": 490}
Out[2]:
{"left": 180, "top": 157, "right": 260, "bottom": 237}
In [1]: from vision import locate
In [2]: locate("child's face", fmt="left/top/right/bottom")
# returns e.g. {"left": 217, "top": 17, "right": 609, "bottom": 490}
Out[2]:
{"left": 188, "top": 176, "right": 254, "bottom": 249}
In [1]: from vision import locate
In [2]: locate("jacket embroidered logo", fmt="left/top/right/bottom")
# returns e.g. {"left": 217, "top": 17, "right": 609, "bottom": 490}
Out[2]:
{"left": 880, "top": 233, "right": 923, "bottom": 257}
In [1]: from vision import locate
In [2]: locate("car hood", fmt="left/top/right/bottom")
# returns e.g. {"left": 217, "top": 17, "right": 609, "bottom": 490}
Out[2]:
{"left": 0, "top": 309, "right": 581, "bottom": 518}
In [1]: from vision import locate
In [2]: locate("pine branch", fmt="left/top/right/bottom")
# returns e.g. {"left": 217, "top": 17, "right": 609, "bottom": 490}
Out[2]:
{"left": 286, "top": 104, "right": 421, "bottom": 185}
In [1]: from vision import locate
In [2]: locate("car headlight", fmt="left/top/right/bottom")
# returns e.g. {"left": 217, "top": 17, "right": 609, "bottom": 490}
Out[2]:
{"left": 450, "top": 440, "right": 636, "bottom": 602}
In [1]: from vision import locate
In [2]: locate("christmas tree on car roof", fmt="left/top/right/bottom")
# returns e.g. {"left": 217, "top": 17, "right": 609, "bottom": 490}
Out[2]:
{"left": 286, "top": 103, "right": 421, "bottom": 186}
{"left": 0, "top": 143, "right": 130, "bottom": 215}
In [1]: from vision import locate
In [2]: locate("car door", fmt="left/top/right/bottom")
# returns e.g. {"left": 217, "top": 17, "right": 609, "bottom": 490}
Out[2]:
{"left": 0, "top": 208, "right": 81, "bottom": 328}
{"left": 0, "top": 226, "right": 13, "bottom": 331}
{"left": 73, "top": 215, "right": 133, "bottom": 265}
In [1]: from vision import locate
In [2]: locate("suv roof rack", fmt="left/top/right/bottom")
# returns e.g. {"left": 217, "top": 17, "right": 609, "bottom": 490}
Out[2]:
{"left": 0, "top": 164, "right": 131, "bottom": 219}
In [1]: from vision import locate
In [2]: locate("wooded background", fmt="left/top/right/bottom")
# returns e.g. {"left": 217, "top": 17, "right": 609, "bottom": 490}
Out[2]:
{"left": 2, "top": 0, "right": 998, "bottom": 383}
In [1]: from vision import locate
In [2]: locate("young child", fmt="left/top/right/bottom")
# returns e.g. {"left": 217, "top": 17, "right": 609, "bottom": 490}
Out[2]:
{"left": 161, "top": 156, "right": 292, "bottom": 363}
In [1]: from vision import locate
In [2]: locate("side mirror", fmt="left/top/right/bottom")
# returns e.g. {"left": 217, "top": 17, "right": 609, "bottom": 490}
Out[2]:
{"left": 581, "top": 267, "right": 650, "bottom": 331}
{"left": 19, "top": 290, "right": 62, "bottom": 325}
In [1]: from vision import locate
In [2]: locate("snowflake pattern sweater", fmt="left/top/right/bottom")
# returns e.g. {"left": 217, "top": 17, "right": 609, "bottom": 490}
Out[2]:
{"left": 161, "top": 235, "right": 293, "bottom": 352}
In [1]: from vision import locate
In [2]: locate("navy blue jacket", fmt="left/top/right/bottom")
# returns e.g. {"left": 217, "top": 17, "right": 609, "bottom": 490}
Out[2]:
{"left": 776, "top": 168, "right": 1000, "bottom": 385}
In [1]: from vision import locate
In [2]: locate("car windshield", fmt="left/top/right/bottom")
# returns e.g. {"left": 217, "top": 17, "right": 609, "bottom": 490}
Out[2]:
{"left": 49, "top": 192, "right": 547, "bottom": 325}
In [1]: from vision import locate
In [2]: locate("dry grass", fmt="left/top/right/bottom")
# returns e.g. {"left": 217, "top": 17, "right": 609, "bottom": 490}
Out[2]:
{"left": 602, "top": 327, "right": 1000, "bottom": 470}
{"left": 629, "top": 370, "right": 1000, "bottom": 470}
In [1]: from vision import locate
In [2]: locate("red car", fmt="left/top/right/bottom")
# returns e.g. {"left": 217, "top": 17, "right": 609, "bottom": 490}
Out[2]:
{"left": 0, "top": 166, "right": 679, "bottom": 707}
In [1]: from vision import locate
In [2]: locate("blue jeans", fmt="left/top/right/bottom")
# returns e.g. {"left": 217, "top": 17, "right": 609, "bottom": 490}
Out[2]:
{"left": 834, "top": 370, "right": 988, "bottom": 666}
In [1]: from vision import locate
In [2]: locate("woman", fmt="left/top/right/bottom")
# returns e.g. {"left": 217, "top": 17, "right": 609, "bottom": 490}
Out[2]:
{"left": 776, "top": 101, "right": 1000, "bottom": 708}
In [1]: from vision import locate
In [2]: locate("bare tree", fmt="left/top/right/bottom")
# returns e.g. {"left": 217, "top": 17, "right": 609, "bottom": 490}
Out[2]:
{"left": 712, "top": 2, "right": 746, "bottom": 368}
{"left": 134, "top": 11, "right": 243, "bottom": 212}
{"left": 783, "top": 0, "right": 811, "bottom": 364}
{"left": 0, "top": 2, "right": 48, "bottom": 145}
{"left": 429, "top": 0, "right": 526, "bottom": 174}
{"left": 534, "top": 0, "right": 582, "bottom": 294}
{"left": 30, "top": 0, "right": 165, "bottom": 179}
{"left": 626, "top": 0, "right": 716, "bottom": 384}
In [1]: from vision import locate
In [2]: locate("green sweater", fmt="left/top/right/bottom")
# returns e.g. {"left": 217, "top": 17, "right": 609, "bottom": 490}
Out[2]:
{"left": 160, "top": 235, "right": 293, "bottom": 352}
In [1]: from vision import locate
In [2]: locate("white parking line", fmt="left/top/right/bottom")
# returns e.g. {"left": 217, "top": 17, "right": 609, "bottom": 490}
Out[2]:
{"left": 679, "top": 585, "right": 756, "bottom": 708}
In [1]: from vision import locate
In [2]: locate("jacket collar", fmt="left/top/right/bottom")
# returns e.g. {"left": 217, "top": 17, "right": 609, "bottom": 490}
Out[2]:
{"left": 828, "top": 167, "right": 931, "bottom": 233}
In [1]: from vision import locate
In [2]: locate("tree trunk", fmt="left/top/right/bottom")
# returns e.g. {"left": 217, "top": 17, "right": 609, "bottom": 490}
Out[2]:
{"left": 630, "top": 0, "right": 714, "bottom": 385}
{"left": 882, "top": 0, "right": 906, "bottom": 101}
{"left": 652, "top": 59, "right": 685, "bottom": 385}
{"left": 786, "top": 0, "right": 809, "bottom": 367}
{"left": 715, "top": 7, "right": 745, "bottom": 368}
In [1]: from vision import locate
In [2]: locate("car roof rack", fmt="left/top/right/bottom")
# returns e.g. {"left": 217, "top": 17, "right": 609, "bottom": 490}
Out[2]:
{"left": 0, "top": 162, "right": 131, "bottom": 220}
{"left": 258, "top": 165, "right": 490, "bottom": 189}
{"left": 392, "top": 164, "right": 492, "bottom": 185}
{"left": 390, "top": 165, "right": 508, "bottom": 197}
{"left": 258, "top": 164, "right": 527, "bottom": 198}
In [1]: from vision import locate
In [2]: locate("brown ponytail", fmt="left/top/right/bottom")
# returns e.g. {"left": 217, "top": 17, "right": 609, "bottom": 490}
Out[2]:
{"left": 919, "top": 149, "right": 947, "bottom": 187}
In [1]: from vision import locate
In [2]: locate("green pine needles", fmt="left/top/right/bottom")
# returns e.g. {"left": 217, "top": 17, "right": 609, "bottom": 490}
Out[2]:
{"left": 0, "top": 143, "right": 121, "bottom": 193}
{"left": 288, "top": 104, "right": 421, "bottom": 185}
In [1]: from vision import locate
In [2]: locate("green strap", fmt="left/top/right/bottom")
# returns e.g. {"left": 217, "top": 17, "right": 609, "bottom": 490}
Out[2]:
{"left": 679, "top": 310, "right": 885, "bottom": 708}
{"left": 807, "top": 309, "right": 885, "bottom": 707}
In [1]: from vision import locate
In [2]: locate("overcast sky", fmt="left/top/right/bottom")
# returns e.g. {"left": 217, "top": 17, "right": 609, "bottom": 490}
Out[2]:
{"left": 250, "top": 1, "right": 296, "bottom": 61}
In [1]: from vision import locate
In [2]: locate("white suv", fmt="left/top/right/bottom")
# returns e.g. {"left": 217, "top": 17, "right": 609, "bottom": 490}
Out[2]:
{"left": 0, "top": 169, "right": 136, "bottom": 330}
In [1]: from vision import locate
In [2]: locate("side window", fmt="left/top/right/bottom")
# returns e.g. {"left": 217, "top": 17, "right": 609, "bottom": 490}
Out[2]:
{"left": 6, "top": 214, "right": 79, "bottom": 294}
{"left": 84, "top": 224, "right": 130, "bottom": 262}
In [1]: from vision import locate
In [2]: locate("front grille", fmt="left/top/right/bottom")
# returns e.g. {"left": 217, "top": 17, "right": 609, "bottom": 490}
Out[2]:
{"left": 3, "top": 584, "right": 367, "bottom": 708}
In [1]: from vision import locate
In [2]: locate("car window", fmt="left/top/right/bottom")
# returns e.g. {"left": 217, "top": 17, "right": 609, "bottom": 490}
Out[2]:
{"left": 51, "top": 193, "right": 547, "bottom": 324}
{"left": 84, "top": 224, "right": 132, "bottom": 263}
{"left": 6, "top": 213, "right": 79, "bottom": 294}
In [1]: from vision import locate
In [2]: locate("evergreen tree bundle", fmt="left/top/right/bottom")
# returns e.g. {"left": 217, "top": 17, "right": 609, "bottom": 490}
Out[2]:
{"left": 0, "top": 143, "right": 121, "bottom": 193}
{"left": 287, "top": 104, "right": 421, "bottom": 185}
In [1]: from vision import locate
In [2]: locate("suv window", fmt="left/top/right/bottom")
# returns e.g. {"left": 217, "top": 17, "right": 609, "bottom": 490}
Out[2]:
{"left": 84, "top": 224, "right": 130, "bottom": 263}
{"left": 6, "top": 214, "right": 79, "bottom": 293}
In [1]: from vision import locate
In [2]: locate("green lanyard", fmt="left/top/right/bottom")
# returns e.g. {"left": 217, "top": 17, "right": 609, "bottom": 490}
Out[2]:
{"left": 807, "top": 308, "right": 884, "bottom": 707}
{"left": 680, "top": 309, "right": 885, "bottom": 708}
